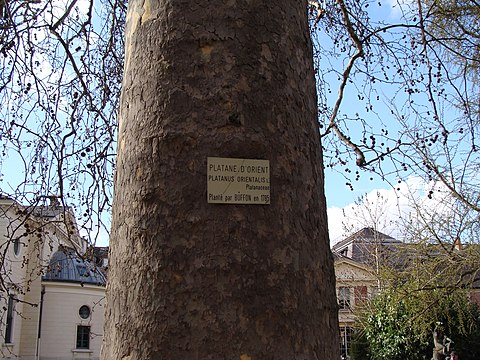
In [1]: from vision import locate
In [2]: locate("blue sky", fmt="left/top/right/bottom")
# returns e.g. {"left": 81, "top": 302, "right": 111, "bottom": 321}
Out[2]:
{"left": 3, "top": 0, "right": 468, "bottom": 247}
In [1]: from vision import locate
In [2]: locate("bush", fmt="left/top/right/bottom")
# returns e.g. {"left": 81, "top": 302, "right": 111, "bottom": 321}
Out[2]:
{"left": 358, "top": 289, "right": 480, "bottom": 360}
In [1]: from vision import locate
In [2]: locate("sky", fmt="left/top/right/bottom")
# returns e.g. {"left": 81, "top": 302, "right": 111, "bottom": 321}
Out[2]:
{"left": 324, "top": 168, "right": 390, "bottom": 244}
{"left": 325, "top": 173, "right": 407, "bottom": 244}
{"left": 1, "top": 0, "right": 467, "bottom": 248}
{"left": 317, "top": 0, "right": 474, "bottom": 245}
{"left": 320, "top": 0, "right": 416, "bottom": 243}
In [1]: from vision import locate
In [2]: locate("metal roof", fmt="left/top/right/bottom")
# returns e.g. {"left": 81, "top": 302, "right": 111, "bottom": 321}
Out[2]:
{"left": 43, "top": 247, "right": 106, "bottom": 286}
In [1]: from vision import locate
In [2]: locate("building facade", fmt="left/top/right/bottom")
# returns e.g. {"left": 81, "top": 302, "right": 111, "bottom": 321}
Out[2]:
{"left": 334, "top": 255, "right": 377, "bottom": 358}
{"left": 332, "top": 228, "right": 399, "bottom": 358}
{"left": 0, "top": 197, "right": 106, "bottom": 359}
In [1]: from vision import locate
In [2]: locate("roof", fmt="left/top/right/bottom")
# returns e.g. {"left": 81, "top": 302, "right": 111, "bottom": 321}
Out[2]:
{"left": 0, "top": 195, "right": 71, "bottom": 218}
{"left": 334, "top": 253, "right": 376, "bottom": 272}
{"left": 43, "top": 247, "right": 106, "bottom": 286}
{"left": 332, "top": 227, "right": 398, "bottom": 251}
{"left": 31, "top": 203, "right": 73, "bottom": 218}
{"left": 332, "top": 227, "right": 401, "bottom": 265}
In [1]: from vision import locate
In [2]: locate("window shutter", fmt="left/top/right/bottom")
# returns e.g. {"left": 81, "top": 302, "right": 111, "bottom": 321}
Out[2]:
{"left": 354, "top": 286, "right": 367, "bottom": 305}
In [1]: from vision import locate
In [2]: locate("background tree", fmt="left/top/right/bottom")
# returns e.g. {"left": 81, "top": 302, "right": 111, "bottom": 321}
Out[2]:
{"left": 345, "top": 186, "right": 480, "bottom": 360}
{"left": 339, "top": 191, "right": 397, "bottom": 289}
{"left": 1, "top": 0, "right": 480, "bottom": 356}
{"left": 0, "top": 0, "right": 124, "bottom": 245}
{"left": 423, "top": 0, "right": 480, "bottom": 80}
{"left": 312, "top": 0, "right": 480, "bottom": 218}
{"left": 357, "top": 282, "right": 480, "bottom": 360}
{"left": 101, "top": 1, "right": 339, "bottom": 359}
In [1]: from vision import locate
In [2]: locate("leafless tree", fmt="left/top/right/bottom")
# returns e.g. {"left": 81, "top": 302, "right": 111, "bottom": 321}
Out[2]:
{"left": 0, "top": 0, "right": 125, "bottom": 246}
{"left": 312, "top": 0, "right": 479, "bottom": 218}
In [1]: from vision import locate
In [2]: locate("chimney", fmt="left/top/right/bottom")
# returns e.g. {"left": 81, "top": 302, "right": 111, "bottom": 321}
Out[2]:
{"left": 47, "top": 196, "right": 61, "bottom": 208}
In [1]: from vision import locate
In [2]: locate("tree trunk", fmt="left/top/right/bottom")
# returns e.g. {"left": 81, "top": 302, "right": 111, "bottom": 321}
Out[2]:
{"left": 102, "top": 1, "right": 339, "bottom": 359}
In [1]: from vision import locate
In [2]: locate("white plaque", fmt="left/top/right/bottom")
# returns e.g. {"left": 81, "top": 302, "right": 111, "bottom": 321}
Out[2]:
{"left": 207, "top": 157, "right": 270, "bottom": 204}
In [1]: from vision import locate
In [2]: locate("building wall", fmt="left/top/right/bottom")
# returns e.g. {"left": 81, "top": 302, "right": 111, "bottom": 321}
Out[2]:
{"left": 335, "top": 260, "right": 377, "bottom": 324}
{"left": 0, "top": 199, "right": 101, "bottom": 360}
{"left": 39, "top": 283, "right": 105, "bottom": 360}
{"left": 0, "top": 200, "right": 31, "bottom": 358}
{"left": 17, "top": 279, "right": 42, "bottom": 360}
{"left": 334, "top": 258, "right": 378, "bottom": 358}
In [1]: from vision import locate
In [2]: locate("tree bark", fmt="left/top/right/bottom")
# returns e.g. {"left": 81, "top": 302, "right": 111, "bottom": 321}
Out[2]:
{"left": 102, "top": 1, "right": 339, "bottom": 359}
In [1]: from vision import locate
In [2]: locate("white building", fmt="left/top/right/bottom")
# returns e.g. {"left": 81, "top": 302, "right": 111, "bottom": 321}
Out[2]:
{"left": 0, "top": 197, "right": 106, "bottom": 359}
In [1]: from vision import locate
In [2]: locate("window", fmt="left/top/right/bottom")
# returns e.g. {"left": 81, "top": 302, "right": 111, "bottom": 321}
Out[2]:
{"left": 78, "top": 305, "right": 91, "bottom": 319}
{"left": 76, "top": 325, "right": 90, "bottom": 349}
{"left": 4, "top": 295, "right": 15, "bottom": 343}
{"left": 339, "top": 325, "right": 353, "bottom": 359}
{"left": 76, "top": 265, "right": 89, "bottom": 277}
{"left": 354, "top": 286, "right": 368, "bottom": 306}
{"left": 338, "top": 287, "right": 351, "bottom": 310}
{"left": 13, "top": 238, "right": 20, "bottom": 256}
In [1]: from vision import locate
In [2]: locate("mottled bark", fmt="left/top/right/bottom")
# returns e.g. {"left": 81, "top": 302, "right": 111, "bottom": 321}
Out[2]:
{"left": 102, "top": 1, "right": 339, "bottom": 359}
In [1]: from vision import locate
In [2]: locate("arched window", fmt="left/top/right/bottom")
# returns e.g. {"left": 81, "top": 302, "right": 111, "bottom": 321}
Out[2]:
{"left": 13, "top": 238, "right": 20, "bottom": 256}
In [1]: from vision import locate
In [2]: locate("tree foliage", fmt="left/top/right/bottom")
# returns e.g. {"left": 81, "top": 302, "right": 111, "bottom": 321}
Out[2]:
{"left": 348, "top": 188, "right": 480, "bottom": 359}
{"left": 358, "top": 286, "right": 480, "bottom": 360}
{"left": 363, "top": 291, "right": 427, "bottom": 360}
{"left": 424, "top": 0, "right": 480, "bottom": 79}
